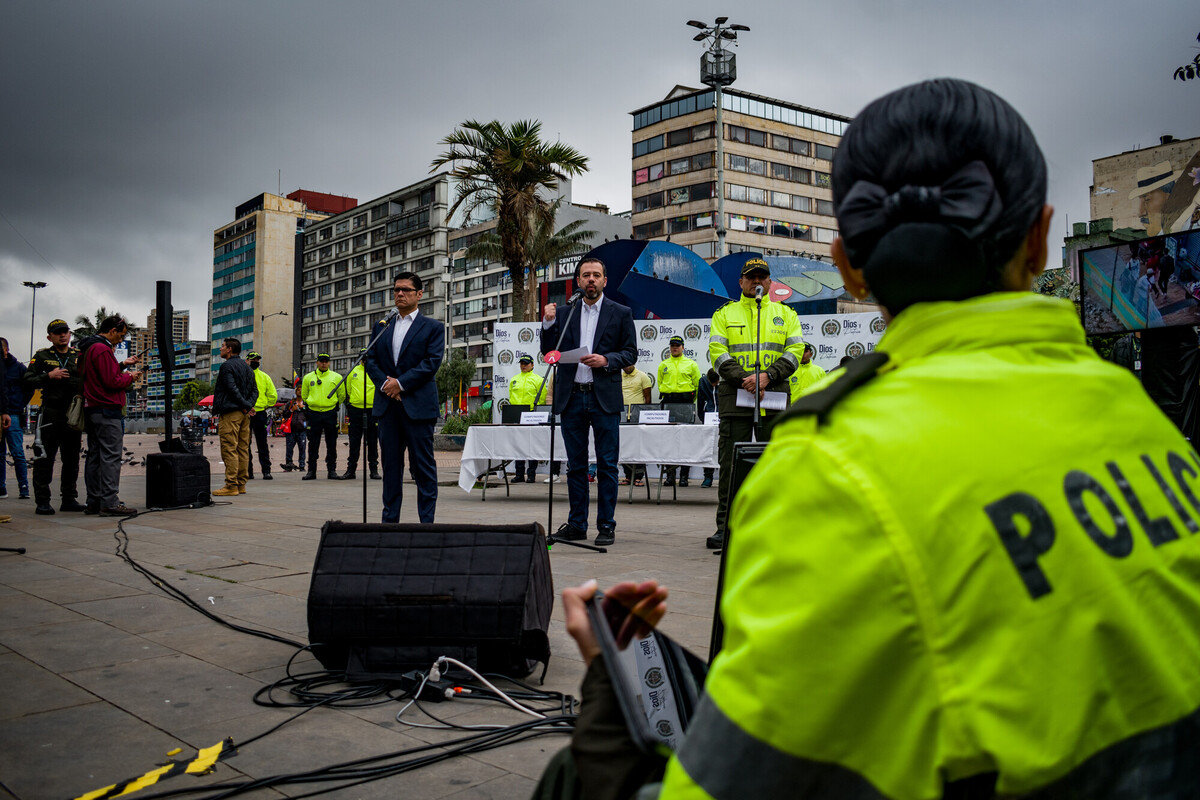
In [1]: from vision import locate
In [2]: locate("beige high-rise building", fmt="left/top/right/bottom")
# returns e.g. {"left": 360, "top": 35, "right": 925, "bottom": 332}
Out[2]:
{"left": 211, "top": 192, "right": 349, "bottom": 386}
{"left": 1090, "top": 134, "right": 1200, "bottom": 238}
{"left": 630, "top": 86, "right": 850, "bottom": 262}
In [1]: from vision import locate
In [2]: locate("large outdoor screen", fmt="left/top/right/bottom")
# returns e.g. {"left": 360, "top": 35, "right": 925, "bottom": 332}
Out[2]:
{"left": 1080, "top": 229, "right": 1200, "bottom": 335}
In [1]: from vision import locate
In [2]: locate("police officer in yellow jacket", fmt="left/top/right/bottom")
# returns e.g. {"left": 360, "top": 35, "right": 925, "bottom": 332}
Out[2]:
{"left": 509, "top": 354, "right": 548, "bottom": 482}
{"left": 246, "top": 352, "right": 277, "bottom": 480}
{"left": 658, "top": 336, "right": 702, "bottom": 486}
{"left": 706, "top": 258, "right": 803, "bottom": 548}
{"left": 786, "top": 342, "right": 828, "bottom": 402}
{"left": 342, "top": 349, "right": 380, "bottom": 481}
{"left": 548, "top": 79, "right": 1200, "bottom": 800}
{"left": 299, "top": 354, "right": 345, "bottom": 480}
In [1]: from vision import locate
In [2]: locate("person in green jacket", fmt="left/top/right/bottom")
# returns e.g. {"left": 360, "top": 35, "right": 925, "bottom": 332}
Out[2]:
{"left": 342, "top": 349, "right": 380, "bottom": 481}
{"left": 246, "top": 351, "right": 277, "bottom": 480}
{"left": 508, "top": 355, "right": 548, "bottom": 482}
{"left": 547, "top": 78, "right": 1200, "bottom": 800}
{"left": 786, "top": 343, "right": 828, "bottom": 403}
{"left": 657, "top": 336, "right": 701, "bottom": 486}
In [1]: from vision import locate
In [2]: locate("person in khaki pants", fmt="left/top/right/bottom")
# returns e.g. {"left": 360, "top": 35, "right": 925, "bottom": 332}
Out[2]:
{"left": 211, "top": 338, "right": 258, "bottom": 497}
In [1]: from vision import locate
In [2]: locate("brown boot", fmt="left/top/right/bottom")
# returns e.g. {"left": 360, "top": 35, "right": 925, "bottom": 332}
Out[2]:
{"left": 213, "top": 486, "right": 239, "bottom": 497}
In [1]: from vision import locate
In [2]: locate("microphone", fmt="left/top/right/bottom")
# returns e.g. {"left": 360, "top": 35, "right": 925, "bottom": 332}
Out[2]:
{"left": 566, "top": 289, "right": 585, "bottom": 305}
{"left": 754, "top": 285, "right": 765, "bottom": 301}
{"left": 386, "top": 307, "right": 400, "bottom": 320}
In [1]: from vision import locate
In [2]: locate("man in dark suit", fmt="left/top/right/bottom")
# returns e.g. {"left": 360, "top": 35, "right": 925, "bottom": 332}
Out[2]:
{"left": 541, "top": 257, "right": 638, "bottom": 546}
{"left": 365, "top": 271, "right": 445, "bottom": 523}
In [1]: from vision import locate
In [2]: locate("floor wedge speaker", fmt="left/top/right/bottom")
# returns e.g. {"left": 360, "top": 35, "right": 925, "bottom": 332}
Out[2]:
{"left": 145, "top": 452, "right": 210, "bottom": 509}
{"left": 308, "top": 521, "right": 552, "bottom": 681}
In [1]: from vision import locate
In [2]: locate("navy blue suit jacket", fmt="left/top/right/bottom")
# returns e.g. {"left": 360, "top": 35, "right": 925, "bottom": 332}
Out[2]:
{"left": 540, "top": 296, "right": 638, "bottom": 415}
{"left": 364, "top": 312, "right": 445, "bottom": 420}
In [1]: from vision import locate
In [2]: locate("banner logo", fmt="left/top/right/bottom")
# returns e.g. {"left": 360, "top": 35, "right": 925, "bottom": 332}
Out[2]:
{"left": 661, "top": 347, "right": 672, "bottom": 362}
{"left": 640, "top": 325, "right": 658, "bottom": 341}
{"left": 656, "top": 720, "right": 674, "bottom": 737}
{"left": 845, "top": 341, "right": 866, "bottom": 358}
{"left": 684, "top": 323, "right": 702, "bottom": 340}
{"left": 497, "top": 350, "right": 514, "bottom": 365}
{"left": 644, "top": 667, "right": 665, "bottom": 688}
{"left": 822, "top": 319, "right": 841, "bottom": 336}
{"left": 870, "top": 316, "right": 887, "bottom": 334}
{"left": 517, "top": 328, "right": 535, "bottom": 343}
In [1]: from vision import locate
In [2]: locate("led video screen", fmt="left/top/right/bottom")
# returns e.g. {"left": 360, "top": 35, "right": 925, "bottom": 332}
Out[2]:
{"left": 1080, "top": 229, "right": 1200, "bottom": 335}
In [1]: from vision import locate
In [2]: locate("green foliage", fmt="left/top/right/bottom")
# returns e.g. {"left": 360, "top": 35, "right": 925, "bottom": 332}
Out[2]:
{"left": 440, "top": 405, "right": 492, "bottom": 435}
{"left": 1173, "top": 32, "right": 1200, "bottom": 82}
{"left": 464, "top": 197, "right": 597, "bottom": 283}
{"left": 173, "top": 379, "right": 213, "bottom": 411}
{"left": 432, "top": 119, "right": 589, "bottom": 322}
{"left": 72, "top": 306, "right": 139, "bottom": 341}
{"left": 435, "top": 350, "right": 477, "bottom": 405}
{"left": 1032, "top": 269, "right": 1123, "bottom": 360}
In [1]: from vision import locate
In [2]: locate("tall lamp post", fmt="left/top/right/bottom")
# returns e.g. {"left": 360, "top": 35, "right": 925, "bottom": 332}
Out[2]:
{"left": 22, "top": 281, "right": 47, "bottom": 360}
{"left": 687, "top": 17, "right": 749, "bottom": 259}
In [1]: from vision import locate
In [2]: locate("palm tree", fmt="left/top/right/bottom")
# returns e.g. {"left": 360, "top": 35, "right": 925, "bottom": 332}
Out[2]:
{"left": 73, "top": 307, "right": 138, "bottom": 340}
{"left": 463, "top": 199, "right": 598, "bottom": 297}
{"left": 431, "top": 120, "right": 589, "bottom": 321}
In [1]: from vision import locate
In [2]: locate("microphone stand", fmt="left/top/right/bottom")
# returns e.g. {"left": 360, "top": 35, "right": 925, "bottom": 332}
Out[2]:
{"left": 327, "top": 309, "right": 398, "bottom": 523}
{"left": 543, "top": 293, "right": 606, "bottom": 554}
{"left": 751, "top": 286, "right": 763, "bottom": 442}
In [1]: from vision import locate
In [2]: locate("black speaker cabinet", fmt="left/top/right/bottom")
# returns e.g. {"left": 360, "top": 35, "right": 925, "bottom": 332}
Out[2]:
{"left": 145, "top": 452, "right": 210, "bottom": 509}
{"left": 307, "top": 521, "right": 553, "bottom": 681}
{"left": 709, "top": 441, "right": 769, "bottom": 662}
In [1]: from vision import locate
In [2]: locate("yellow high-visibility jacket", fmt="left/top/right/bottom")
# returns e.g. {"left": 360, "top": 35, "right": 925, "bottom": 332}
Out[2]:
{"left": 508, "top": 371, "right": 548, "bottom": 407}
{"left": 708, "top": 296, "right": 803, "bottom": 416}
{"left": 345, "top": 364, "right": 376, "bottom": 408}
{"left": 300, "top": 369, "right": 345, "bottom": 412}
{"left": 662, "top": 292, "right": 1200, "bottom": 799}
{"left": 252, "top": 368, "right": 277, "bottom": 412}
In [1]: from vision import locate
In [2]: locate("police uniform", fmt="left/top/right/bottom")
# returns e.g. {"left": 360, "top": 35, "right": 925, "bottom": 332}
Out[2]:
{"left": 247, "top": 352, "right": 277, "bottom": 479}
{"left": 663, "top": 292, "right": 1200, "bottom": 798}
{"left": 299, "top": 356, "right": 345, "bottom": 479}
{"left": 658, "top": 338, "right": 702, "bottom": 485}
{"left": 787, "top": 358, "right": 828, "bottom": 402}
{"left": 509, "top": 356, "right": 548, "bottom": 481}
{"left": 707, "top": 276, "right": 803, "bottom": 544}
{"left": 22, "top": 320, "right": 84, "bottom": 512}
{"left": 343, "top": 352, "right": 379, "bottom": 480}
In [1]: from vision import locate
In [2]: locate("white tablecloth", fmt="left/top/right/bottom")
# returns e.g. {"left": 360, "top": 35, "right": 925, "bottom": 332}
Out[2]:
{"left": 458, "top": 424, "right": 719, "bottom": 492}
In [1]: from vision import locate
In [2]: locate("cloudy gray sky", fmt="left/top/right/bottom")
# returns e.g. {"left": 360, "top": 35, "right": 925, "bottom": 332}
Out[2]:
{"left": 1, "top": 0, "right": 1196, "bottom": 357}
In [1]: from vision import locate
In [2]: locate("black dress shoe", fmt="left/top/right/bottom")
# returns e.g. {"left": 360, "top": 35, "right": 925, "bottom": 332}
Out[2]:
{"left": 370, "top": 471, "right": 382, "bottom": 480}
{"left": 60, "top": 500, "right": 87, "bottom": 513}
{"left": 512, "top": 476, "right": 526, "bottom": 484}
{"left": 36, "top": 503, "right": 55, "bottom": 515}
{"left": 552, "top": 523, "right": 587, "bottom": 542}
{"left": 706, "top": 532, "right": 724, "bottom": 550}
{"left": 247, "top": 474, "right": 255, "bottom": 480}
{"left": 341, "top": 471, "right": 356, "bottom": 481}
{"left": 679, "top": 477, "right": 689, "bottom": 487}
{"left": 302, "top": 472, "right": 316, "bottom": 481}
{"left": 279, "top": 463, "right": 294, "bottom": 472}
{"left": 261, "top": 473, "right": 272, "bottom": 480}
{"left": 85, "top": 503, "right": 100, "bottom": 515}
{"left": 595, "top": 526, "right": 616, "bottom": 547}
{"left": 328, "top": 471, "right": 341, "bottom": 480}
{"left": 663, "top": 477, "right": 675, "bottom": 487}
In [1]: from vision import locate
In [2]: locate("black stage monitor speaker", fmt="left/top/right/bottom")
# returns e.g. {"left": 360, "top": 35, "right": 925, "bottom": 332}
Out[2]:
{"left": 145, "top": 452, "right": 210, "bottom": 508}
{"left": 307, "top": 521, "right": 553, "bottom": 681}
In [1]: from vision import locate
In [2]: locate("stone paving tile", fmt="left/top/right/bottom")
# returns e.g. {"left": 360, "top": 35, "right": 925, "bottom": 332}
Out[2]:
{"left": 67, "top": 592, "right": 221, "bottom": 636}
{"left": 2, "top": 617, "right": 175, "bottom": 673}
{"left": 0, "top": 652, "right": 97, "bottom": 719}
{"left": 0, "top": 591, "right": 87, "bottom": 631}
{"left": 17, "top": 572, "right": 145, "bottom": 605}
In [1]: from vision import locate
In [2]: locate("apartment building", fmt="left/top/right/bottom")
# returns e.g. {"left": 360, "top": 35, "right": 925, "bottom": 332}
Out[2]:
{"left": 630, "top": 85, "right": 850, "bottom": 261}
{"left": 297, "top": 174, "right": 464, "bottom": 377}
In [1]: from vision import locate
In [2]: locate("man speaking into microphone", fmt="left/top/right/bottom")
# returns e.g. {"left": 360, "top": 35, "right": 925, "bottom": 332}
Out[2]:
{"left": 706, "top": 257, "right": 803, "bottom": 549}
{"left": 541, "top": 257, "right": 637, "bottom": 547}
{"left": 365, "top": 271, "right": 444, "bottom": 523}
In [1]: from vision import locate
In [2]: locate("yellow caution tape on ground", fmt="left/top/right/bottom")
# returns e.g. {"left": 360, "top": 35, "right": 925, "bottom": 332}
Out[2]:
{"left": 73, "top": 738, "right": 237, "bottom": 800}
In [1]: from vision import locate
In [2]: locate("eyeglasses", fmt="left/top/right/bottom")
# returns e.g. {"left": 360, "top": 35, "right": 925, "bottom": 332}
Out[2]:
{"left": 393, "top": 287, "right": 418, "bottom": 294}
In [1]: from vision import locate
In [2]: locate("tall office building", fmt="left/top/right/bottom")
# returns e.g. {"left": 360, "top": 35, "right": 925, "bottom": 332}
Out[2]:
{"left": 630, "top": 86, "right": 850, "bottom": 261}
{"left": 297, "top": 174, "right": 462, "bottom": 377}
{"left": 129, "top": 309, "right": 190, "bottom": 412}
{"left": 211, "top": 191, "right": 351, "bottom": 386}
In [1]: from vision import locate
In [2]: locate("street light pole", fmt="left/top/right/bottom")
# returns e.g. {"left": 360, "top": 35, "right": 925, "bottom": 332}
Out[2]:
{"left": 688, "top": 17, "right": 749, "bottom": 260}
{"left": 21, "top": 281, "right": 47, "bottom": 360}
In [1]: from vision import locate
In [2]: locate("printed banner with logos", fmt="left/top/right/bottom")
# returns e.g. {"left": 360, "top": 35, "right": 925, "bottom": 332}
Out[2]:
{"left": 492, "top": 311, "right": 886, "bottom": 415}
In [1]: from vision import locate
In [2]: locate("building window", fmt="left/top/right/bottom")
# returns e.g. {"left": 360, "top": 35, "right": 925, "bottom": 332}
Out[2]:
{"left": 353, "top": 275, "right": 367, "bottom": 289}
{"left": 792, "top": 195, "right": 811, "bottom": 213}
{"left": 771, "top": 134, "right": 810, "bottom": 156}
{"left": 318, "top": 303, "right": 330, "bottom": 316}
{"left": 319, "top": 228, "right": 332, "bottom": 241}
{"left": 351, "top": 295, "right": 365, "bottom": 309}
{"left": 389, "top": 243, "right": 405, "bottom": 258}
{"left": 633, "top": 220, "right": 664, "bottom": 239}
{"left": 814, "top": 171, "right": 832, "bottom": 188}
{"left": 816, "top": 199, "right": 835, "bottom": 216}
{"left": 369, "top": 291, "right": 384, "bottom": 306}
{"left": 334, "top": 260, "right": 347, "bottom": 274}
{"left": 352, "top": 255, "right": 367, "bottom": 269}
{"left": 727, "top": 125, "right": 767, "bottom": 148}
{"left": 333, "top": 300, "right": 346, "bottom": 314}
{"left": 302, "top": 288, "right": 316, "bottom": 302}
{"left": 371, "top": 204, "right": 387, "bottom": 221}
{"left": 354, "top": 234, "right": 368, "bottom": 248}
{"left": 336, "top": 241, "right": 349, "bottom": 254}
{"left": 335, "top": 221, "right": 349, "bottom": 234}
{"left": 335, "top": 279, "right": 349, "bottom": 293}
{"left": 815, "top": 143, "right": 836, "bottom": 161}
{"left": 320, "top": 284, "right": 332, "bottom": 297}
{"left": 302, "top": 307, "right": 314, "bottom": 320}
{"left": 318, "top": 266, "right": 330, "bottom": 278}
{"left": 371, "top": 269, "right": 387, "bottom": 284}
{"left": 815, "top": 227, "right": 836, "bottom": 244}
{"left": 353, "top": 214, "right": 367, "bottom": 229}
{"left": 633, "top": 134, "right": 665, "bottom": 158}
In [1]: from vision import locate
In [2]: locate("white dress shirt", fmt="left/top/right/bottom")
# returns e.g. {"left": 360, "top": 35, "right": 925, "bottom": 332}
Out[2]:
{"left": 542, "top": 295, "right": 605, "bottom": 385}
{"left": 391, "top": 309, "right": 419, "bottom": 389}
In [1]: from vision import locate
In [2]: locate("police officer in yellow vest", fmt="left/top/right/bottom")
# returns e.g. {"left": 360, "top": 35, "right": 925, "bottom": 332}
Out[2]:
{"left": 299, "top": 354, "right": 345, "bottom": 480}
{"left": 544, "top": 78, "right": 1200, "bottom": 800}
{"left": 246, "top": 351, "right": 277, "bottom": 480}
{"left": 787, "top": 342, "right": 828, "bottom": 402}
{"left": 342, "top": 348, "right": 380, "bottom": 481}
{"left": 658, "top": 336, "right": 701, "bottom": 486}
{"left": 508, "top": 354, "right": 548, "bottom": 482}
{"left": 706, "top": 258, "right": 803, "bottom": 548}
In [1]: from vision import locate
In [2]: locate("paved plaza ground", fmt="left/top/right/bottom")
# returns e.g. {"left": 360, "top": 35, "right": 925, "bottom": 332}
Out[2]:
{"left": 0, "top": 434, "right": 721, "bottom": 799}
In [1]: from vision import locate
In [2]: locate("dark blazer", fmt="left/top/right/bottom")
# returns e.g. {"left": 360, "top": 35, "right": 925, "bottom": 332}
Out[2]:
{"left": 540, "top": 295, "right": 638, "bottom": 415}
{"left": 365, "top": 312, "right": 445, "bottom": 420}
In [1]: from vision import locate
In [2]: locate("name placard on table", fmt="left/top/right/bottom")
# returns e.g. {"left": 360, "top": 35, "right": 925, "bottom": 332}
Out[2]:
{"left": 520, "top": 412, "right": 550, "bottom": 425}
{"left": 638, "top": 409, "right": 671, "bottom": 425}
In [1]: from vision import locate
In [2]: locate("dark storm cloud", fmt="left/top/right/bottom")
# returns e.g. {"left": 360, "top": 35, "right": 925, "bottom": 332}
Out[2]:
{"left": 1, "top": 0, "right": 1195, "bottom": 356}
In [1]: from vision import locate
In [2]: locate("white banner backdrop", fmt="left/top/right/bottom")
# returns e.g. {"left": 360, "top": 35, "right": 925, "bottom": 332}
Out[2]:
{"left": 492, "top": 311, "right": 886, "bottom": 416}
